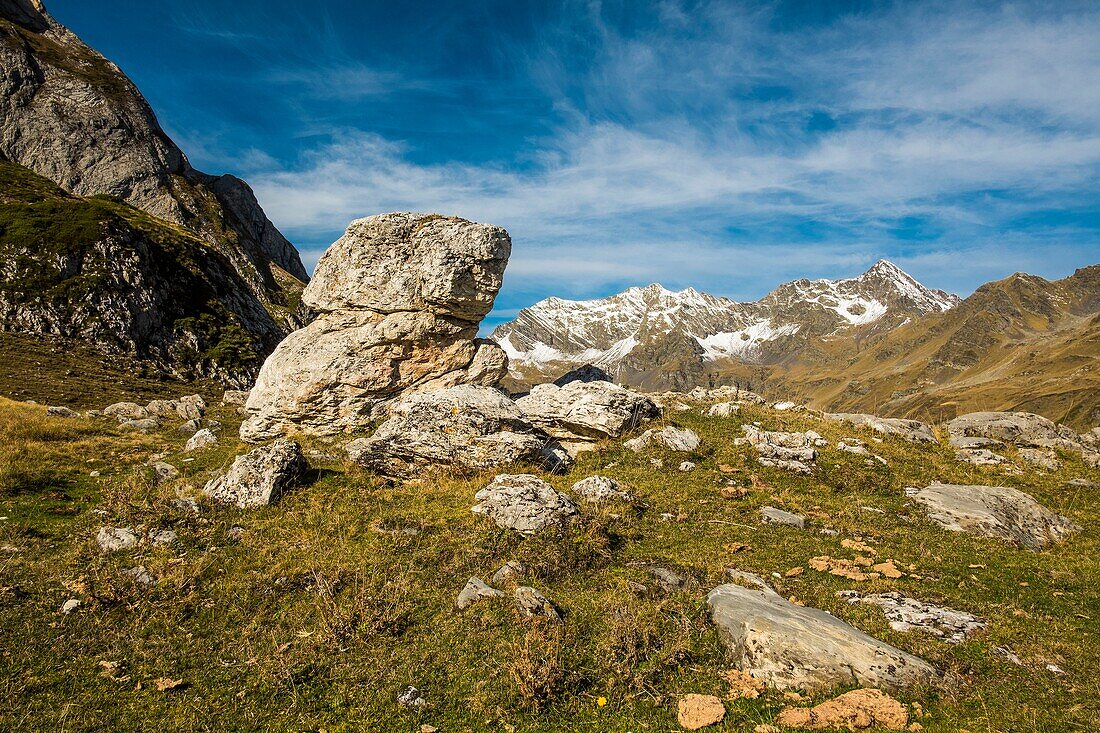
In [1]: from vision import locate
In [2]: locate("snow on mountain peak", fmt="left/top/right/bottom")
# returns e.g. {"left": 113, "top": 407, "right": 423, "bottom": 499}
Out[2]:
{"left": 492, "top": 261, "right": 958, "bottom": 371}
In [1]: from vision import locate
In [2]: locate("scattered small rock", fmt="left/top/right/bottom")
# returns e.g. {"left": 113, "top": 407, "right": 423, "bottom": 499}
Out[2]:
{"left": 204, "top": 439, "right": 307, "bottom": 508}
{"left": 678, "top": 461, "right": 696, "bottom": 472}
{"left": 60, "top": 598, "right": 81, "bottom": 614}
{"left": 491, "top": 561, "right": 525, "bottom": 585}
{"left": 148, "top": 529, "right": 177, "bottom": 547}
{"left": 151, "top": 462, "right": 179, "bottom": 485}
{"left": 104, "top": 402, "right": 149, "bottom": 422}
{"left": 456, "top": 577, "right": 505, "bottom": 610}
{"left": 123, "top": 566, "right": 156, "bottom": 586}
{"left": 397, "top": 685, "right": 426, "bottom": 709}
{"left": 571, "top": 475, "right": 633, "bottom": 503}
{"left": 46, "top": 406, "right": 78, "bottom": 418}
{"left": 624, "top": 425, "right": 701, "bottom": 452}
{"left": 722, "top": 669, "right": 765, "bottom": 700}
{"left": 96, "top": 527, "right": 138, "bottom": 552}
{"left": 120, "top": 418, "right": 160, "bottom": 433}
{"left": 650, "top": 566, "right": 687, "bottom": 593}
{"left": 177, "top": 419, "right": 201, "bottom": 436}
{"left": 514, "top": 585, "right": 561, "bottom": 622}
{"left": 472, "top": 474, "right": 578, "bottom": 534}
{"left": 184, "top": 429, "right": 218, "bottom": 452}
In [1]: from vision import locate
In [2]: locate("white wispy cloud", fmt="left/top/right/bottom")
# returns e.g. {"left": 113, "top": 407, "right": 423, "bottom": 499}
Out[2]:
{"left": 239, "top": 0, "right": 1100, "bottom": 306}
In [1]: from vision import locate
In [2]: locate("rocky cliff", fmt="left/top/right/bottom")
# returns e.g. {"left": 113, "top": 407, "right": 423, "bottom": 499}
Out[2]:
{"left": 0, "top": 0, "right": 308, "bottom": 381}
{"left": 0, "top": 158, "right": 284, "bottom": 385}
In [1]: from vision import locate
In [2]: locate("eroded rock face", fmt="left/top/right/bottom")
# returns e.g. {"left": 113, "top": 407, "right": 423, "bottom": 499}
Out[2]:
{"left": 241, "top": 214, "right": 511, "bottom": 441}
{"left": 907, "top": 482, "right": 1080, "bottom": 551}
{"left": 706, "top": 579, "right": 937, "bottom": 693}
{"left": 346, "top": 385, "right": 558, "bottom": 478}
{"left": 823, "top": 413, "right": 936, "bottom": 443}
{"left": 948, "top": 412, "right": 1085, "bottom": 451}
{"left": 203, "top": 439, "right": 306, "bottom": 508}
{"left": 516, "top": 380, "right": 660, "bottom": 444}
{"left": 471, "top": 474, "right": 578, "bottom": 534}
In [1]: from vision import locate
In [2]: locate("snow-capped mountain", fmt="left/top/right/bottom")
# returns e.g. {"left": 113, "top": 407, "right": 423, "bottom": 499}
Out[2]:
{"left": 493, "top": 260, "right": 959, "bottom": 389}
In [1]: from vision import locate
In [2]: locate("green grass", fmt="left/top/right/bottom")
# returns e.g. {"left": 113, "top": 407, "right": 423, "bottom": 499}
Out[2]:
{"left": 0, "top": 396, "right": 1097, "bottom": 731}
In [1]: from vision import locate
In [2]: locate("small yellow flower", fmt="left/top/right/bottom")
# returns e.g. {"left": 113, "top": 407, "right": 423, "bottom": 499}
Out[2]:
{"left": 597, "top": 696, "right": 608, "bottom": 707}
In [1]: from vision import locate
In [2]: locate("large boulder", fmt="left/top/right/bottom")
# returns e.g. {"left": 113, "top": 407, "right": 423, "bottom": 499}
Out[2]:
{"left": 204, "top": 439, "right": 307, "bottom": 508}
{"left": 706, "top": 579, "right": 937, "bottom": 693}
{"left": 907, "top": 482, "right": 1080, "bottom": 551}
{"left": 471, "top": 474, "right": 578, "bottom": 534}
{"left": 241, "top": 214, "right": 511, "bottom": 441}
{"left": 346, "top": 385, "right": 561, "bottom": 478}
{"left": 823, "top": 413, "right": 936, "bottom": 443}
{"left": 947, "top": 412, "right": 1085, "bottom": 451}
{"left": 515, "top": 380, "right": 660, "bottom": 446}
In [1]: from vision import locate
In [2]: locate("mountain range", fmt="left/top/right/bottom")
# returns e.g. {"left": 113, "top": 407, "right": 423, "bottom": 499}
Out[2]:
{"left": 494, "top": 261, "right": 1100, "bottom": 428}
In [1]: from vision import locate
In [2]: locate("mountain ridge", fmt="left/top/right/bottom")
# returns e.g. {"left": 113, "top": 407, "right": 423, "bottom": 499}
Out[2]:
{"left": 493, "top": 259, "right": 959, "bottom": 389}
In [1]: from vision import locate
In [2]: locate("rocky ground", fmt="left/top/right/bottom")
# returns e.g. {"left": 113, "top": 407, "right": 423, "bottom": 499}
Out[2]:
{"left": 1, "top": 388, "right": 1096, "bottom": 731}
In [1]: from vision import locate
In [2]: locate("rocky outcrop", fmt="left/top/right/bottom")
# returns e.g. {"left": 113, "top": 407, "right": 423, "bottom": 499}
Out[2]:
{"left": 242, "top": 214, "right": 510, "bottom": 441}
{"left": 571, "top": 475, "right": 633, "bottom": 503}
{"left": 948, "top": 411, "right": 1099, "bottom": 466}
{"left": 0, "top": 1, "right": 305, "bottom": 286}
{"left": 739, "top": 426, "right": 825, "bottom": 473}
{"left": 907, "top": 482, "right": 1080, "bottom": 551}
{"left": 0, "top": 3, "right": 306, "bottom": 382}
{"left": 203, "top": 439, "right": 306, "bottom": 508}
{"left": 471, "top": 474, "right": 578, "bottom": 534}
{"left": 823, "top": 413, "right": 936, "bottom": 443}
{"left": 346, "top": 385, "right": 560, "bottom": 478}
{"left": 706, "top": 578, "right": 937, "bottom": 693}
{"left": 514, "top": 380, "right": 660, "bottom": 451}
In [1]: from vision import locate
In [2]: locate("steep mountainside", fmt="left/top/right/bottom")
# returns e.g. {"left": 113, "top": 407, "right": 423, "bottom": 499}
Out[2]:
{"left": 0, "top": 0, "right": 306, "bottom": 337}
{"left": 494, "top": 260, "right": 958, "bottom": 390}
{"left": 0, "top": 158, "right": 283, "bottom": 385}
{"left": 773, "top": 266, "right": 1100, "bottom": 428}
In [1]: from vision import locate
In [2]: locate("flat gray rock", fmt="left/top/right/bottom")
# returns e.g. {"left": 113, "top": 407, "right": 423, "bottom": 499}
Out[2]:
{"left": 472, "top": 474, "right": 578, "bottom": 534}
{"left": 948, "top": 411, "right": 1085, "bottom": 452}
{"left": 907, "top": 482, "right": 1080, "bottom": 551}
{"left": 760, "top": 506, "right": 806, "bottom": 528}
{"left": 204, "top": 439, "right": 307, "bottom": 508}
{"left": 837, "top": 591, "right": 985, "bottom": 644}
{"left": 707, "top": 579, "right": 937, "bottom": 693}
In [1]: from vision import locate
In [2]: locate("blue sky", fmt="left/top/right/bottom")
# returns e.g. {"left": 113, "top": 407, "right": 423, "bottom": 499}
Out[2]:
{"left": 50, "top": 0, "right": 1100, "bottom": 329}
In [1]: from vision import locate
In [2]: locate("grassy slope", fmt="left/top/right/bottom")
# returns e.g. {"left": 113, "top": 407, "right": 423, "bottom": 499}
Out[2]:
{"left": 1, "top": 396, "right": 1097, "bottom": 731}
{"left": 0, "top": 159, "right": 269, "bottom": 378}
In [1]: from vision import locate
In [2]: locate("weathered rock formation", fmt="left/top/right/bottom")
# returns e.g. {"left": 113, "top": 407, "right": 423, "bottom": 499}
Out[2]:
{"left": 707, "top": 577, "right": 937, "bottom": 693}
{"left": 947, "top": 412, "right": 1100, "bottom": 466}
{"left": 241, "top": 213, "right": 511, "bottom": 441}
{"left": 346, "top": 385, "right": 562, "bottom": 478}
{"left": 907, "top": 482, "right": 1080, "bottom": 551}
